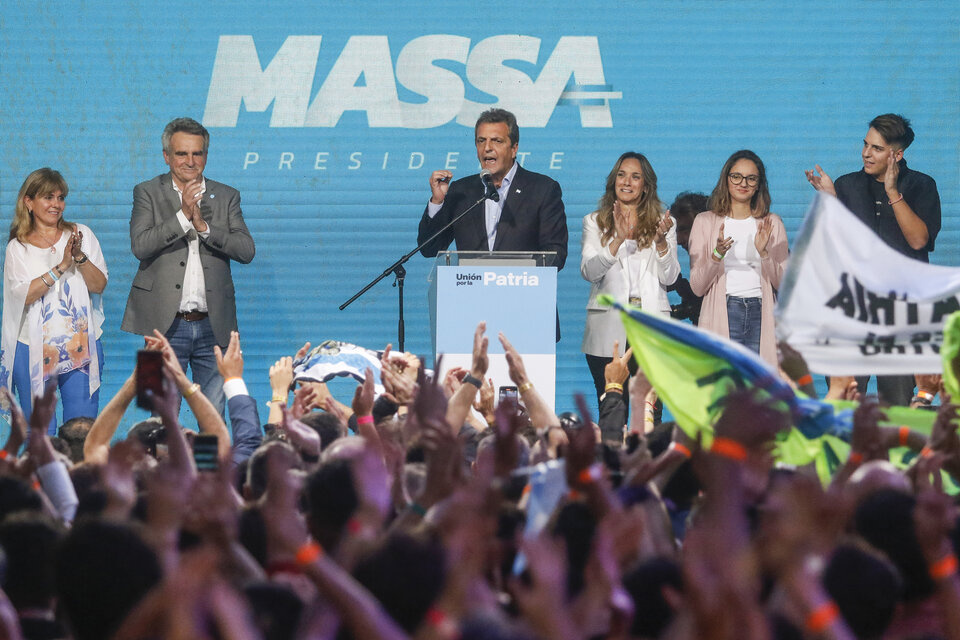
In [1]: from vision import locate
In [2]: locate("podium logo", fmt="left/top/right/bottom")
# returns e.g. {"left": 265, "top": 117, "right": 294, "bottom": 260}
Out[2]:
{"left": 484, "top": 272, "right": 540, "bottom": 287}
{"left": 203, "top": 35, "right": 621, "bottom": 129}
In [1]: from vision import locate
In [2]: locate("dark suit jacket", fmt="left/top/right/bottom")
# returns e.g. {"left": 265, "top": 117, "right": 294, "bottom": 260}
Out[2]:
{"left": 417, "top": 164, "right": 568, "bottom": 270}
{"left": 121, "top": 173, "right": 255, "bottom": 345}
{"left": 227, "top": 393, "right": 262, "bottom": 465}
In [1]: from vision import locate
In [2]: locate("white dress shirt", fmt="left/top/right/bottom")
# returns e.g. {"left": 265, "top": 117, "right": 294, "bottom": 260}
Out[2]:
{"left": 171, "top": 178, "right": 210, "bottom": 312}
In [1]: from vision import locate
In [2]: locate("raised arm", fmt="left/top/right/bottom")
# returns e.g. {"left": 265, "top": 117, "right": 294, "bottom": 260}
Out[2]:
{"left": 83, "top": 371, "right": 137, "bottom": 464}
{"left": 445, "top": 322, "right": 489, "bottom": 434}
{"left": 214, "top": 331, "right": 262, "bottom": 465}
{"left": 148, "top": 330, "right": 231, "bottom": 461}
{"left": 499, "top": 332, "right": 560, "bottom": 432}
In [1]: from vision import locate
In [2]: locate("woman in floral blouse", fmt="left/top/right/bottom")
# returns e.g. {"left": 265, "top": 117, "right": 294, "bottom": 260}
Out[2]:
{"left": 1, "top": 168, "right": 108, "bottom": 433}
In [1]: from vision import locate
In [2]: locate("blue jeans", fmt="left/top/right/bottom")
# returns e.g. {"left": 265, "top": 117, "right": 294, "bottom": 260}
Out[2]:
{"left": 13, "top": 339, "right": 104, "bottom": 435}
{"left": 726, "top": 296, "right": 762, "bottom": 354}
{"left": 165, "top": 316, "right": 225, "bottom": 417}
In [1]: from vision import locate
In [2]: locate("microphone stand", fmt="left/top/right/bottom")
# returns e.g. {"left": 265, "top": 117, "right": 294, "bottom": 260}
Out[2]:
{"left": 339, "top": 187, "right": 497, "bottom": 352}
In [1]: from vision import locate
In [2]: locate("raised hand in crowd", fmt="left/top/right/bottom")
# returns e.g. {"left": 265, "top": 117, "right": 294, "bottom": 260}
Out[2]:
{"left": 276, "top": 404, "right": 321, "bottom": 461}
{"left": 148, "top": 329, "right": 231, "bottom": 460}
{"left": 472, "top": 375, "right": 496, "bottom": 427}
{"left": 380, "top": 343, "right": 418, "bottom": 407}
{"left": 500, "top": 331, "right": 560, "bottom": 433}
{"left": 825, "top": 375, "right": 860, "bottom": 401}
{"left": 445, "top": 321, "right": 489, "bottom": 434}
{"left": 1, "top": 388, "right": 27, "bottom": 459}
{"left": 214, "top": 330, "right": 243, "bottom": 381}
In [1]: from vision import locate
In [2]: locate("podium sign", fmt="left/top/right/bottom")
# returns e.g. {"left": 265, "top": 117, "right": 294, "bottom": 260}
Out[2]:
{"left": 430, "top": 254, "right": 557, "bottom": 411}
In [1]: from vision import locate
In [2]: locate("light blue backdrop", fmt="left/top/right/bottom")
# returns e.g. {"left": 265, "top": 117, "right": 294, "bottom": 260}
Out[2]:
{"left": 1, "top": 1, "right": 957, "bottom": 436}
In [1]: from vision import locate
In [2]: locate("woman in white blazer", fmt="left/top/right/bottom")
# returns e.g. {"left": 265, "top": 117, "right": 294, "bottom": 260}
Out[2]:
{"left": 580, "top": 152, "right": 680, "bottom": 402}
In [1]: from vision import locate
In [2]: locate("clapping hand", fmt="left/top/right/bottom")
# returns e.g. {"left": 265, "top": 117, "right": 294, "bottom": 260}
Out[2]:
{"left": 754, "top": 216, "right": 773, "bottom": 257}
{"left": 714, "top": 221, "right": 733, "bottom": 260}
{"left": 654, "top": 214, "right": 673, "bottom": 251}
{"left": 804, "top": 164, "right": 836, "bottom": 196}
{"left": 883, "top": 150, "right": 901, "bottom": 199}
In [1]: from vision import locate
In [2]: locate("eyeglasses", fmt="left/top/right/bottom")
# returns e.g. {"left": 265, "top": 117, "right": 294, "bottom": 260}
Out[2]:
{"left": 728, "top": 173, "right": 760, "bottom": 187}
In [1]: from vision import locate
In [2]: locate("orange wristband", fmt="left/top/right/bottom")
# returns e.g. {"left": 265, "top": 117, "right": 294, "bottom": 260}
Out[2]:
{"left": 670, "top": 442, "right": 693, "bottom": 459}
{"left": 796, "top": 373, "right": 813, "bottom": 387}
{"left": 930, "top": 554, "right": 958, "bottom": 580}
{"left": 0, "top": 450, "right": 8, "bottom": 460}
{"left": 848, "top": 451, "right": 864, "bottom": 465}
{"left": 295, "top": 541, "right": 323, "bottom": 566}
{"left": 223, "top": 376, "right": 242, "bottom": 383}
{"left": 917, "top": 390, "right": 935, "bottom": 402}
{"left": 710, "top": 437, "right": 748, "bottom": 462}
{"left": 921, "top": 445, "right": 934, "bottom": 458}
{"left": 577, "top": 464, "right": 602, "bottom": 485}
{"left": 899, "top": 425, "right": 910, "bottom": 447}
{"left": 425, "top": 607, "right": 460, "bottom": 639}
{"left": 805, "top": 601, "right": 839, "bottom": 633}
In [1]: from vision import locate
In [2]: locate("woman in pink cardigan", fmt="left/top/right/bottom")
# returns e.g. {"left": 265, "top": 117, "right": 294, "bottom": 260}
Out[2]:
{"left": 689, "top": 150, "right": 788, "bottom": 367}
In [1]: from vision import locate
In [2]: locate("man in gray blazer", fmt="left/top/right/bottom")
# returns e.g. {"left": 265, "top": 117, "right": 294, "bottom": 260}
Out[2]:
{"left": 122, "top": 117, "right": 255, "bottom": 415}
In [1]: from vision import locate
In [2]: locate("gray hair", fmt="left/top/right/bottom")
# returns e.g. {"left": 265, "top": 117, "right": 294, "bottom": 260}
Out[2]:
{"left": 161, "top": 117, "right": 210, "bottom": 153}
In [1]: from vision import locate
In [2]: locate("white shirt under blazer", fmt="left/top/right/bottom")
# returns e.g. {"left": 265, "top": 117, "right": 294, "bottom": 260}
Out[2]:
{"left": 580, "top": 211, "right": 680, "bottom": 357}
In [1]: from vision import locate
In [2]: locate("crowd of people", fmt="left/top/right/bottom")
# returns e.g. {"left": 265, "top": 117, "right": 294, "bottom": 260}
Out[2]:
{"left": 0, "top": 107, "right": 951, "bottom": 639}
{"left": 1, "top": 320, "right": 960, "bottom": 640}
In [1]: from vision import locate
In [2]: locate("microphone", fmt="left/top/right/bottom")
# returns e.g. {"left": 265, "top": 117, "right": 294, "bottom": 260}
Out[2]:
{"left": 480, "top": 169, "right": 500, "bottom": 202}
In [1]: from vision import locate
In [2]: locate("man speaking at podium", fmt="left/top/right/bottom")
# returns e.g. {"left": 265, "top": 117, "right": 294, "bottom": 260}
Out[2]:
{"left": 417, "top": 108, "right": 568, "bottom": 272}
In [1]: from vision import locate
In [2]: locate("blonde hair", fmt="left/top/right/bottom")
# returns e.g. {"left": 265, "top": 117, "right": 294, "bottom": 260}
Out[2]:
{"left": 10, "top": 168, "right": 73, "bottom": 242}
{"left": 595, "top": 152, "right": 662, "bottom": 246}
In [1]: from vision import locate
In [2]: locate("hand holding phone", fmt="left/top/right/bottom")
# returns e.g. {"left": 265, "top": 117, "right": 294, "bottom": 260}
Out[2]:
{"left": 192, "top": 434, "right": 219, "bottom": 472}
{"left": 136, "top": 350, "right": 164, "bottom": 410}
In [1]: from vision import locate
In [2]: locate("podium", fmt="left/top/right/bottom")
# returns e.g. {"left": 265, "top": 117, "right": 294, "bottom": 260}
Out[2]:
{"left": 428, "top": 251, "right": 557, "bottom": 411}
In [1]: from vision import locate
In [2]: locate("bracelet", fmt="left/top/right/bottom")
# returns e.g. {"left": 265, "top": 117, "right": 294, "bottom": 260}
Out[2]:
{"left": 53, "top": 264, "right": 65, "bottom": 276}
{"left": 271, "top": 393, "right": 287, "bottom": 404}
{"left": 888, "top": 193, "right": 904, "bottom": 205}
{"left": 74, "top": 253, "right": 88, "bottom": 264}
{"left": 848, "top": 451, "right": 864, "bottom": 465}
{"left": 408, "top": 501, "right": 427, "bottom": 517}
{"left": 921, "top": 445, "right": 934, "bottom": 458}
{"left": 356, "top": 414, "right": 374, "bottom": 426}
{"left": 294, "top": 541, "right": 324, "bottom": 566}
{"left": 604, "top": 382, "right": 623, "bottom": 393}
{"left": 39, "top": 273, "right": 53, "bottom": 288}
{"left": 710, "top": 437, "right": 748, "bottom": 462}
{"left": 670, "top": 442, "right": 692, "bottom": 459}
{"left": 47, "top": 269, "right": 60, "bottom": 282}
{"left": 425, "top": 607, "right": 460, "bottom": 639}
{"left": 916, "top": 390, "right": 935, "bottom": 404}
{"left": 805, "top": 601, "right": 840, "bottom": 634}
{"left": 518, "top": 381, "right": 534, "bottom": 394}
{"left": 929, "top": 554, "right": 958, "bottom": 580}
{"left": 0, "top": 450, "right": 8, "bottom": 460}
{"left": 657, "top": 247, "right": 668, "bottom": 257}
{"left": 462, "top": 373, "right": 483, "bottom": 389}
{"left": 223, "top": 376, "right": 242, "bottom": 383}
{"left": 899, "top": 425, "right": 910, "bottom": 447}
{"left": 796, "top": 373, "right": 813, "bottom": 387}
{"left": 183, "top": 382, "right": 201, "bottom": 398}
{"left": 712, "top": 247, "right": 724, "bottom": 260}
{"left": 577, "top": 463, "right": 603, "bottom": 485}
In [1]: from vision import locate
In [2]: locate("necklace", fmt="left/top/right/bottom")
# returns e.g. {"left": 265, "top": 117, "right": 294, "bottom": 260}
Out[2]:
{"left": 33, "top": 228, "right": 59, "bottom": 253}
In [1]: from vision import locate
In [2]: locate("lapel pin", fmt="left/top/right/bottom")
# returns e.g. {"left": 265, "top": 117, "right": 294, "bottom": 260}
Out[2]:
{"left": 515, "top": 188, "right": 521, "bottom": 194}
{"left": 209, "top": 193, "right": 215, "bottom": 199}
